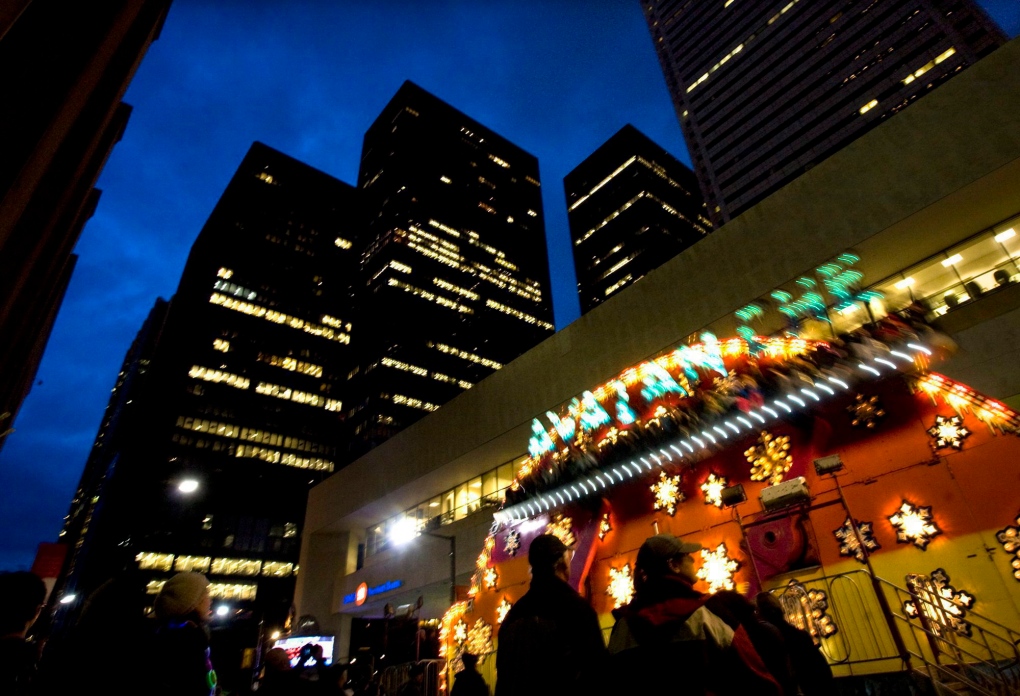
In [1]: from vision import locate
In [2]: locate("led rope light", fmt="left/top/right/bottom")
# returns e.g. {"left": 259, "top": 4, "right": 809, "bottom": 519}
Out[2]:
{"left": 493, "top": 341, "right": 933, "bottom": 524}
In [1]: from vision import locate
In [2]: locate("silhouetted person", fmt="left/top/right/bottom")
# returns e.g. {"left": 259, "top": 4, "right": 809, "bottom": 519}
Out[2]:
{"left": 259, "top": 646, "right": 298, "bottom": 695}
{"left": 495, "top": 534, "right": 606, "bottom": 696}
{"left": 707, "top": 590, "right": 796, "bottom": 696}
{"left": 152, "top": 572, "right": 218, "bottom": 696}
{"left": 756, "top": 592, "right": 834, "bottom": 696}
{"left": 0, "top": 571, "right": 46, "bottom": 696}
{"left": 607, "top": 534, "right": 781, "bottom": 695}
{"left": 451, "top": 652, "right": 489, "bottom": 696}
{"left": 397, "top": 661, "right": 425, "bottom": 696}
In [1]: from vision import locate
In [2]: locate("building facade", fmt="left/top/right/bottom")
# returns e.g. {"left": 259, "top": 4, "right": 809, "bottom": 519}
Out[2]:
{"left": 348, "top": 82, "right": 555, "bottom": 456}
{"left": 565, "top": 124, "right": 711, "bottom": 314}
{"left": 0, "top": 0, "right": 171, "bottom": 450}
{"left": 642, "top": 0, "right": 1005, "bottom": 225}
{"left": 53, "top": 142, "right": 363, "bottom": 690}
{"left": 295, "top": 37, "right": 1020, "bottom": 690}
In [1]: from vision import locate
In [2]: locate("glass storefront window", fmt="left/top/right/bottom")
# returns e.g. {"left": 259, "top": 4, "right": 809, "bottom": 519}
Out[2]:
{"left": 482, "top": 469, "right": 499, "bottom": 505}
{"left": 454, "top": 483, "right": 469, "bottom": 520}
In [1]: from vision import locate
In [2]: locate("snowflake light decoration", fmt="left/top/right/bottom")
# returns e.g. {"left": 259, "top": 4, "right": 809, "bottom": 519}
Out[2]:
{"left": 496, "top": 598, "right": 512, "bottom": 624}
{"left": 598, "top": 513, "right": 612, "bottom": 541}
{"left": 904, "top": 568, "right": 975, "bottom": 637}
{"left": 833, "top": 517, "right": 881, "bottom": 563}
{"left": 466, "top": 619, "right": 494, "bottom": 660}
{"left": 607, "top": 563, "right": 635, "bottom": 608}
{"left": 889, "top": 500, "right": 941, "bottom": 550}
{"left": 783, "top": 580, "right": 839, "bottom": 643}
{"left": 701, "top": 473, "right": 728, "bottom": 508}
{"left": 504, "top": 529, "right": 521, "bottom": 557}
{"left": 927, "top": 414, "right": 971, "bottom": 450}
{"left": 848, "top": 393, "right": 886, "bottom": 429}
{"left": 696, "top": 543, "right": 740, "bottom": 593}
{"left": 745, "top": 430, "right": 793, "bottom": 485}
{"left": 453, "top": 619, "right": 468, "bottom": 644}
{"left": 995, "top": 513, "right": 1020, "bottom": 581}
{"left": 546, "top": 515, "right": 576, "bottom": 547}
{"left": 651, "top": 471, "right": 684, "bottom": 516}
{"left": 483, "top": 567, "right": 499, "bottom": 590}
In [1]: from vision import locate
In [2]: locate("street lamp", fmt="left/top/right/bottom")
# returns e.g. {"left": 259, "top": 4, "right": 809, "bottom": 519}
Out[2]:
{"left": 178, "top": 478, "right": 199, "bottom": 494}
{"left": 390, "top": 518, "right": 457, "bottom": 604}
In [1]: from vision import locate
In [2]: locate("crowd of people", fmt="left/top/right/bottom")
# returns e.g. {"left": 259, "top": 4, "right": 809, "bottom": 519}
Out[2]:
{"left": 1, "top": 531, "right": 831, "bottom": 695}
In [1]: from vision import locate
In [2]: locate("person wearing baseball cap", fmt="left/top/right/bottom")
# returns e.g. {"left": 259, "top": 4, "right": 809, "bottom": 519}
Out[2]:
{"left": 606, "top": 534, "right": 781, "bottom": 695}
{"left": 494, "top": 534, "right": 606, "bottom": 696}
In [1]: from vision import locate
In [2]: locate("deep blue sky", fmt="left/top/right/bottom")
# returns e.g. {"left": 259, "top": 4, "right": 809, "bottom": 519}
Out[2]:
{"left": 1, "top": 2, "right": 1017, "bottom": 572}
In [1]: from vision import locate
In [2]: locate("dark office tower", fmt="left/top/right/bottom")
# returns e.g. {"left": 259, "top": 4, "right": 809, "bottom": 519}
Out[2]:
{"left": 56, "top": 143, "right": 362, "bottom": 689}
{"left": 350, "top": 81, "right": 555, "bottom": 453}
{"left": 642, "top": 0, "right": 1006, "bottom": 226}
{"left": 0, "top": 1, "right": 171, "bottom": 451}
{"left": 565, "top": 124, "right": 712, "bottom": 314}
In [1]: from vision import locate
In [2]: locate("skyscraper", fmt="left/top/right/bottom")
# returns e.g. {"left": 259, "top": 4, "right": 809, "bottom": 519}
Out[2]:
{"left": 349, "top": 81, "right": 555, "bottom": 454}
{"left": 54, "top": 142, "right": 362, "bottom": 689}
{"left": 0, "top": 0, "right": 171, "bottom": 450}
{"left": 565, "top": 124, "right": 711, "bottom": 314}
{"left": 642, "top": 0, "right": 1006, "bottom": 225}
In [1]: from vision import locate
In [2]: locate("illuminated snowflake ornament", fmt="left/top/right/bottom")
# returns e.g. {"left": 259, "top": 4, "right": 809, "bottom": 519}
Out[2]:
{"left": 453, "top": 619, "right": 468, "bottom": 645}
{"left": 701, "top": 473, "right": 728, "bottom": 508}
{"left": 745, "top": 430, "right": 793, "bottom": 485}
{"left": 889, "top": 500, "right": 941, "bottom": 550}
{"left": 927, "top": 414, "right": 971, "bottom": 450}
{"left": 496, "top": 598, "right": 512, "bottom": 624}
{"left": 848, "top": 393, "right": 886, "bottom": 429}
{"left": 598, "top": 513, "right": 612, "bottom": 541}
{"left": 546, "top": 515, "right": 576, "bottom": 547}
{"left": 833, "top": 517, "right": 880, "bottom": 563}
{"left": 483, "top": 567, "right": 499, "bottom": 590}
{"left": 607, "top": 563, "right": 635, "bottom": 608}
{"left": 651, "top": 471, "right": 684, "bottom": 516}
{"left": 504, "top": 530, "right": 521, "bottom": 557}
{"left": 904, "top": 568, "right": 975, "bottom": 637}
{"left": 466, "top": 619, "right": 494, "bottom": 660}
{"left": 697, "top": 543, "right": 740, "bottom": 593}
{"left": 783, "top": 580, "right": 839, "bottom": 642}
{"left": 995, "top": 513, "right": 1020, "bottom": 581}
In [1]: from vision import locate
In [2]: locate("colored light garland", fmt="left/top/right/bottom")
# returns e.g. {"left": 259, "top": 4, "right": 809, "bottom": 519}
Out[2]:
{"left": 927, "top": 414, "right": 971, "bottom": 450}
{"left": 833, "top": 517, "right": 880, "bottom": 563}
{"left": 598, "top": 512, "right": 612, "bottom": 541}
{"left": 697, "top": 543, "right": 740, "bottom": 593}
{"left": 912, "top": 373, "right": 1020, "bottom": 433}
{"left": 607, "top": 563, "right": 635, "bottom": 609}
{"left": 745, "top": 430, "right": 792, "bottom": 485}
{"left": 651, "top": 471, "right": 684, "bottom": 516}
{"left": 701, "top": 473, "right": 728, "bottom": 508}
{"left": 889, "top": 500, "right": 941, "bottom": 550}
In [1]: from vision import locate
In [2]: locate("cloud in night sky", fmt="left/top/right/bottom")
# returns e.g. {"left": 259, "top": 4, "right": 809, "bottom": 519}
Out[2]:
{"left": 0, "top": 1, "right": 1016, "bottom": 571}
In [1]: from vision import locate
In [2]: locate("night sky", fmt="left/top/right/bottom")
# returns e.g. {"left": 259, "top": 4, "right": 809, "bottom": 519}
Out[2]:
{"left": 1, "top": 2, "right": 1016, "bottom": 572}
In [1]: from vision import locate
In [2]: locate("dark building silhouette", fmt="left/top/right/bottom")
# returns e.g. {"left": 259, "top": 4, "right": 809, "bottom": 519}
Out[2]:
{"left": 565, "top": 124, "right": 711, "bottom": 314}
{"left": 642, "top": 0, "right": 1006, "bottom": 226}
{"left": 349, "top": 81, "right": 555, "bottom": 455}
{"left": 52, "top": 143, "right": 363, "bottom": 690}
{"left": 0, "top": 0, "right": 171, "bottom": 451}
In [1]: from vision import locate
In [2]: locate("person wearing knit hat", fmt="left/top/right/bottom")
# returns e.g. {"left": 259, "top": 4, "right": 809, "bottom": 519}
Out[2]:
{"left": 152, "top": 572, "right": 218, "bottom": 696}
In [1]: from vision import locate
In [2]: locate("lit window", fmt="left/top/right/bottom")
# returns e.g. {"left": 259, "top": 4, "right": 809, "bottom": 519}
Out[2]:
{"left": 209, "top": 583, "right": 257, "bottom": 601}
{"left": 859, "top": 99, "right": 879, "bottom": 114}
{"left": 136, "top": 552, "right": 174, "bottom": 571}
{"left": 189, "top": 366, "right": 250, "bottom": 390}
{"left": 488, "top": 154, "right": 510, "bottom": 168}
{"left": 440, "top": 176, "right": 451, "bottom": 184}
{"left": 213, "top": 339, "right": 230, "bottom": 353}
{"left": 217, "top": 268, "right": 233, "bottom": 280}
{"left": 174, "top": 555, "right": 211, "bottom": 573}
{"left": 334, "top": 237, "right": 353, "bottom": 250}
{"left": 262, "top": 561, "right": 294, "bottom": 577}
{"left": 209, "top": 294, "right": 351, "bottom": 345}
{"left": 210, "top": 558, "right": 262, "bottom": 576}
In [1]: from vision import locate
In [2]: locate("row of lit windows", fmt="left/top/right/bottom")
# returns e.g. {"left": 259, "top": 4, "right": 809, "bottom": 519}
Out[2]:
{"left": 388, "top": 393, "right": 440, "bottom": 411}
{"left": 684, "top": 0, "right": 802, "bottom": 96}
{"left": 176, "top": 415, "right": 331, "bottom": 454}
{"left": 570, "top": 155, "right": 692, "bottom": 212}
{"left": 600, "top": 253, "right": 639, "bottom": 281}
{"left": 320, "top": 315, "right": 352, "bottom": 331}
{"left": 605, "top": 273, "right": 634, "bottom": 297}
{"left": 366, "top": 456, "right": 527, "bottom": 557}
{"left": 488, "top": 154, "right": 510, "bottom": 169}
{"left": 146, "top": 579, "right": 259, "bottom": 601}
{"left": 255, "top": 381, "right": 342, "bottom": 411}
{"left": 428, "top": 342, "right": 503, "bottom": 370}
{"left": 137, "top": 551, "right": 296, "bottom": 578}
{"left": 902, "top": 47, "right": 956, "bottom": 85}
{"left": 209, "top": 293, "right": 351, "bottom": 345}
{"left": 190, "top": 365, "right": 250, "bottom": 390}
{"left": 258, "top": 353, "right": 324, "bottom": 378}
{"left": 334, "top": 237, "right": 353, "bottom": 250}
{"left": 433, "top": 277, "right": 479, "bottom": 300}
{"left": 214, "top": 279, "right": 258, "bottom": 301}
{"left": 575, "top": 191, "right": 705, "bottom": 246}
{"left": 213, "top": 339, "right": 230, "bottom": 353}
{"left": 235, "top": 443, "right": 335, "bottom": 472}
{"left": 485, "top": 299, "right": 554, "bottom": 330}
{"left": 387, "top": 278, "right": 474, "bottom": 314}
{"left": 427, "top": 219, "right": 527, "bottom": 277}
{"left": 379, "top": 357, "right": 473, "bottom": 390}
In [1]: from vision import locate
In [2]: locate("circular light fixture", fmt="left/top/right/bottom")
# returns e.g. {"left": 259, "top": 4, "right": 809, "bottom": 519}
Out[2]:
{"left": 178, "top": 479, "right": 199, "bottom": 494}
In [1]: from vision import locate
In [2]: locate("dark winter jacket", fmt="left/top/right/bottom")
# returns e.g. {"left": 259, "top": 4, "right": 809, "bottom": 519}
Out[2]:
{"left": 152, "top": 618, "right": 218, "bottom": 696}
{"left": 770, "top": 621, "right": 834, "bottom": 696}
{"left": 451, "top": 667, "right": 489, "bottom": 696}
{"left": 494, "top": 574, "right": 607, "bottom": 696}
{"left": 607, "top": 576, "right": 783, "bottom": 696}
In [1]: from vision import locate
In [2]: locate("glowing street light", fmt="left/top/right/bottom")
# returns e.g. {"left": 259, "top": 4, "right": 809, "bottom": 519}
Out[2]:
{"left": 389, "top": 517, "right": 456, "bottom": 603}
{"left": 178, "top": 478, "right": 199, "bottom": 494}
{"left": 59, "top": 593, "right": 76, "bottom": 605}
{"left": 215, "top": 605, "right": 230, "bottom": 617}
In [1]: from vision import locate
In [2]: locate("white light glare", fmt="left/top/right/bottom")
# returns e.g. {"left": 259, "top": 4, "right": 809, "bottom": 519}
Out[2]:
{"left": 861, "top": 364, "right": 881, "bottom": 376}
{"left": 389, "top": 517, "right": 418, "bottom": 546}
{"left": 995, "top": 228, "right": 1016, "bottom": 243}
{"left": 875, "top": 358, "right": 897, "bottom": 369}
{"left": 908, "top": 343, "right": 932, "bottom": 356}
{"left": 216, "top": 605, "right": 230, "bottom": 617}
{"left": 941, "top": 254, "right": 963, "bottom": 267}
{"left": 59, "top": 594, "right": 76, "bottom": 605}
{"left": 178, "top": 479, "right": 199, "bottom": 494}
